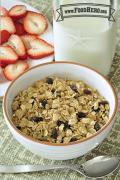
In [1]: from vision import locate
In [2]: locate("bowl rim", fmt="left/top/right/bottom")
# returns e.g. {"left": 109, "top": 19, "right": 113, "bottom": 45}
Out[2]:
{"left": 3, "top": 61, "right": 118, "bottom": 146}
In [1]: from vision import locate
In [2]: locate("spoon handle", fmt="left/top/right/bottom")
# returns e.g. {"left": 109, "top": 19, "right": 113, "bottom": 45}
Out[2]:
{"left": 0, "top": 164, "right": 77, "bottom": 174}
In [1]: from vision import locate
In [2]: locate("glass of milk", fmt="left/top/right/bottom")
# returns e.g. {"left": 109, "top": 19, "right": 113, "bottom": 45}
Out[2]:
{"left": 53, "top": 0, "right": 118, "bottom": 75}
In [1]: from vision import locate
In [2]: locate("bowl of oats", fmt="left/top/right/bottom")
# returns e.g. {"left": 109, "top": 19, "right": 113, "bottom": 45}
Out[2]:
{"left": 3, "top": 62, "right": 118, "bottom": 160}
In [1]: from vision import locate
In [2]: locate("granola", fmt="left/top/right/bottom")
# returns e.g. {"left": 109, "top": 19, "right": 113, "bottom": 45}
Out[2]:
{"left": 11, "top": 76, "right": 110, "bottom": 144}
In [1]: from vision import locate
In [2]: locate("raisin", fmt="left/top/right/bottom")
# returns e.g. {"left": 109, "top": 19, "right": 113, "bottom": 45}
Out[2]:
{"left": 31, "top": 116, "right": 43, "bottom": 123}
{"left": 92, "top": 107, "right": 100, "bottom": 112}
{"left": 70, "top": 137, "right": 78, "bottom": 142}
{"left": 51, "top": 128, "right": 58, "bottom": 139}
{"left": 94, "top": 122, "right": 101, "bottom": 131}
{"left": 99, "top": 101, "right": 108, "bottom": 106}
{"left": 57, "top": 120, "right": 71, "bottom": 130}
{"left": 64, "top": 121, "right": 71, "bottom": 131}
{"left": 31, "top": 97, "right": 36, "bottom": 100}
{"left": 83, "top": 89, "right": 92, "bottom": 95}
{"left": 51, "top": 88, "right": 55, "bottom": 94}
{"left": 74, "top": 94, "right": 79, "bottom": 99}
{"left": 31, "top": 100, "right": 35, "bottom": 106}
{"left": 61, "top": 138, "right": 64, "bottom": 143}
{"left": 40, "top": 99, "right": 47, "bottom": 108}
{"left": 16, "top": 126, "right": 21, "bottom": 130}
{"left": 57, "top": 120, "right": 64, "bottom": 126}
{"left": 76, "top": 112, "right": 86, "bottom": 119}
{"left": 70, "top": 85, "right": 78, "bottom": 93}
{"left": 46, "top": 77, "right": 53, "bottom": 84}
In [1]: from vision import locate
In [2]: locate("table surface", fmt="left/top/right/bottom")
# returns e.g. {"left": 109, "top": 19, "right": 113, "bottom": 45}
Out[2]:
{"left": 0, "top": 0, "right": 120, "bottom": 180}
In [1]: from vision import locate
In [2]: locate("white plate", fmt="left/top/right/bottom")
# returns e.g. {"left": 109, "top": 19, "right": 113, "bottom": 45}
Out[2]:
{"left": 0, "top": 0, "right": 54, "bottom": 97}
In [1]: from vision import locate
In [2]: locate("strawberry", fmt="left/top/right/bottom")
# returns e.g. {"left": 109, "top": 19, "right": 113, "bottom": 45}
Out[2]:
{"left": 23, "top": 11, "right": 48, "bottom": 35}
{"left": 0, "top": 30, "right": 10, "bottom": 45}
{"left": 14, "top": 21, "right": 26, "bottom": 35}
{"left": 27, "top": 38, "right": 54, "bottom": 59}
{"left": 0, "top": 16, "right": 16, "bottom": 34}
{"left": 3, "top": 60, "right": 29, "bottom": 81}
{"left": 8, "top": 34, "right": 27, "bottom": 59}
{"left": 0, "top": 66, "right": 3, "bottom": 83}
{"left": 0, "top": 66, "right": 2, "bottom": 74}
{"left": 0, "top": 6, "right": 8, "bottom": 16}
{"left": 0, "top": 45, "right": 18, "bottom": 64}
{"left": 21, "top": 34, "right": 37, "bottom": 49}
{"left": 21, "top": 53, "right": 28, "bottom": 60}
{"left": 0, "top": 61, "right": 8, "bottom": 68}
{"left": 0, "top": 66, "right": 2, "bottom": 80}
{"left": 8, "top": 5, "right": 27, "bottom": 20}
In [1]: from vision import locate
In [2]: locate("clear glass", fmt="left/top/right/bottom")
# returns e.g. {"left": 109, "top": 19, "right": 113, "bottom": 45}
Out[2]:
{"left": 53, "top": 0, "right": 118, "bottom": 75}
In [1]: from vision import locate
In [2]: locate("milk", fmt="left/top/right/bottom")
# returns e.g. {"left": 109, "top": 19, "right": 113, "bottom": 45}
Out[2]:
{"left": 53, "top": 0, "right": 117, "bottom": 75}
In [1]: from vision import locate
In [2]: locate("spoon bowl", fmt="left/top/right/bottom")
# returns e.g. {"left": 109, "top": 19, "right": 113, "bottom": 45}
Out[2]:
{"left": 80, "top": 156, "right": 119, "bottom": 178}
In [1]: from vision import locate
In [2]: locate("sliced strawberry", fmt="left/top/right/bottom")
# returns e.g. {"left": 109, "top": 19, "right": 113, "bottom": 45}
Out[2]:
{"left": 0, "top": 66, "right": 2, "bottom": 73}
{"left": 20, "top": 53, "right": 28, "bottom": 60}
{"left": 27, "top": 38, "right": 54, "bottom": 59}
{"left": 23, "top": 11, "right": 48, "bottom": 35}
{"left": 0, "top": 61, "right": 8, "bottom": 68}
{"left": 0, "top": 6, "right": 8, "bottom": 16}
{"left": 8, "top": 34, "right": 27, "bottom": 59}
{"left": 0, "top": 66, "right": 3, "bottom": 80}
{"left": 8, "top": 5, "right": 27, "bottom": 20}
{"left": 0, "top": 66, "right": 3, "bottom": 83}
{"left": 0, "top": 16, "right": 16, "bottom": 34}
{"left": 14, "top": 21, "right": 26, "bottom": 35}
{"left": 0, "top": 45, "right": 18, "bottom": 64}
{"left": 3, "top": 60, "right": 29, "bottom": 81}
{"left": 0, "top": 30, "right": 11, "bottom": 45}
{"left": 21, "top": 34, "right": 37, "bottom": 49}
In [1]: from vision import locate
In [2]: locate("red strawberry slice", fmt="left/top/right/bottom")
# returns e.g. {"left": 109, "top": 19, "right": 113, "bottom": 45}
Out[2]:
{"left": 0, "top": 6, "right": 8, "bottom": 16}
{"left": 8, "top": 34, "right": 27, "bottom": 59}
{"left": 23, "top": 11, "right": 48, "bottom": 35}
{"left": 14, "top": 21, "right": 26, "bottom": 35}
{"left": 0, "top": 61, "right": 7, "bottom": 68}
{"left": 8, "top": 5, "right": 27, "bottom": 20}
{"left": 0, "top": 30, "right": 11, "bottom": 45}
{"left": 0, "top": 66, "right": 2, "bottom": 75}
{"left": 27, "top": 38, "right": 54, "bottom": 59}
{"left": 0, "top": 16, "right": 16, "bottom": 34}
{"left": 20, "top": 53, "right": 28, "bottom": 60}
{"left": 0, "top": 66, "right": 3, "bottom": 80}
{"left": 21, "top": 34, "right": 37, "bottom": 49}
{"left": 0, "top": 45, "right": 18, "bottom": 64}
{"left": 3, "top": 60, "right": 29, "bottom": 81}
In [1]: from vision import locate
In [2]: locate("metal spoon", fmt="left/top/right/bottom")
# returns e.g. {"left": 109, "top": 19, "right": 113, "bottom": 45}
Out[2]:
{"left": 0, "top": 156, "right": 119, "bottom": 178}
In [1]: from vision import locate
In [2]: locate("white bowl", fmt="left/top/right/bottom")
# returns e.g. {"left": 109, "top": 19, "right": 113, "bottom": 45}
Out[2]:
{"left": 3, "top": 62, "right": 118, "bottom": 160}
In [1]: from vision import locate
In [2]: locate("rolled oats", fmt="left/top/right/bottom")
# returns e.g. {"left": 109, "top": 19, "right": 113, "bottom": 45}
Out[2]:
{"left": 11, "top": 76, "right": 110, "bottom": 144}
